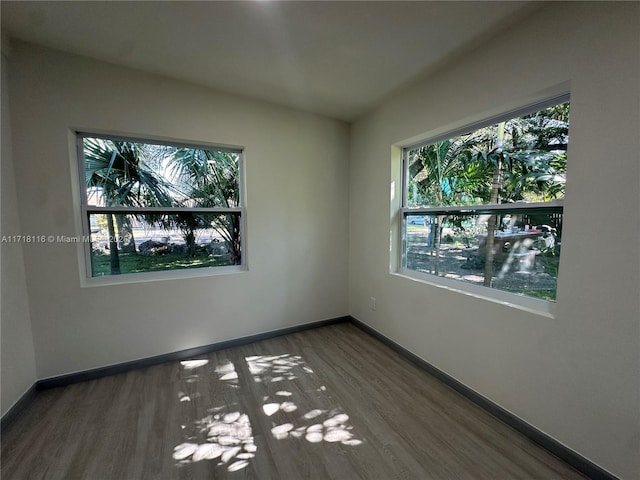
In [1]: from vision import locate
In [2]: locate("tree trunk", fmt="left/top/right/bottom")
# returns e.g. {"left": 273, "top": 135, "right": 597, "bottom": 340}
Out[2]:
{"left": 483, "top": 123, "right": 505, "bottom": 287}
{"left": 184, "top": 229, "right": 197, "bottom": 257}
{"left": 106, "top": 213, "right": 121, "bottom": 275}
{"left": 116, "top": 214, "right": 136, "bottom": 253}
{"left": 483, "top": 213, "right": 498, "bottom": 287}
{"left": 433, "top": 216, "right": 442, "bottom": 275}
{"left": 230, "top": 215, "right": 241, "bottom": 265}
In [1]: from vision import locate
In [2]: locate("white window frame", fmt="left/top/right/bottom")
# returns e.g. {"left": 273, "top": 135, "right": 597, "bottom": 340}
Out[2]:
{"left": 76, "top": 132, "right": 247, "bottom": 286}
{"left": 397, "top": 94, "right": 569, "bottom": 316}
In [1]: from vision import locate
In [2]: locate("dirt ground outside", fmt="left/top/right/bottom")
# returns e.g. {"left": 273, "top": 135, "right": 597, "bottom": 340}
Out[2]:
{"left": 405, "top": 229, "right": 558, "bottom": 301}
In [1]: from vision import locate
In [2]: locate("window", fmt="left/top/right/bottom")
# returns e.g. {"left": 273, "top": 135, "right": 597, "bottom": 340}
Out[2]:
{"left": 400, "top": 96, "right": 569, "bottom": 304}
{"left": 77, "top": 133, "right": 245, "bottom": 281}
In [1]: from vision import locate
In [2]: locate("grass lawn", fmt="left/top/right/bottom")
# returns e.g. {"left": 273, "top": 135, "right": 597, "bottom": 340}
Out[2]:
{"left": 91, "top": 251, "right": 231, "bottom": 276}
{"left": 504, "top": 288, "right": 557, "bottom": 302}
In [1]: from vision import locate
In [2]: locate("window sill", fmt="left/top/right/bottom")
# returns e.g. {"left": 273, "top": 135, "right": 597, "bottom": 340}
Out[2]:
{"left": 393, "top": 268, "right": 556, "bottom": 318}
{"left": 80, "top": 264, "right": 247, "bottom": 288}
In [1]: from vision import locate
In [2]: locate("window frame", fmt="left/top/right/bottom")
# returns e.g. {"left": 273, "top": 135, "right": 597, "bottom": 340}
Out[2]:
{"left": 75, "top": 132, "right": 247, "bottom": 286}
{"left": 398, "top": 94, "right": 570, "bottom": 315}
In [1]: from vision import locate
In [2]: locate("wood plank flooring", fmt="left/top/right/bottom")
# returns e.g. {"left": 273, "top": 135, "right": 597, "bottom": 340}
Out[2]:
{"left": 1, "top": 323, "right": 586, "bottom": 479}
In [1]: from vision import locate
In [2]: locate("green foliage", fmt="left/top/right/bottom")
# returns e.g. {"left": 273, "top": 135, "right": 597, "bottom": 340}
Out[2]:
{"left": 84, "top": 138, "right": 174, "bottom": 208}
{"left": 408, "top": 102, "right": 569, "bottom": 208}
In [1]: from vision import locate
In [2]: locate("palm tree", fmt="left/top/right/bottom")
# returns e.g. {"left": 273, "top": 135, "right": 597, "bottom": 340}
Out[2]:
{"left": 481, "top": 122, "right": 505, "bottom": 286}
{"left": 407, "top": 136, "right": 478, "bottom": 274}
{"left": 84, "top": 138, "right": 174, "bottom": 274}
{"left": 168, "top": 148, "right": 241, "bottom": 264}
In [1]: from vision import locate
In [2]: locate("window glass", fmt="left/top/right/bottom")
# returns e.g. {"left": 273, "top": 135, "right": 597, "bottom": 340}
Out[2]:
{"left": 80, "top": 135, "right": 244, "bottom": 279}
{"left": 402, "top": 100, "right": 569, "bottom": 302}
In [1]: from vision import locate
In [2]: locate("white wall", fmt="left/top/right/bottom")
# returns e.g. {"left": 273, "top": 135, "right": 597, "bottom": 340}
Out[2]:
{"left": 1, "top": 52, "right": 37, "bottom": 416}
{"left": 6, "top": 42, "right": 349, "bottom": 379}
{"left": 349, "top": 3, "right": 639, "bottom": 479}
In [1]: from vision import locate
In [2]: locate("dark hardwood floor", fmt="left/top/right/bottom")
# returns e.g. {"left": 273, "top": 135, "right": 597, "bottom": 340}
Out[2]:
{"left": 1, "top": 323, "right": 585, "bottom": 479}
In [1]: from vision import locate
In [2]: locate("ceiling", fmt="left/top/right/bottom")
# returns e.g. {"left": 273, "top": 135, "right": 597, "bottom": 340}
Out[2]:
{"left": 1, "top": 1, "right": 538, "bottom": 122}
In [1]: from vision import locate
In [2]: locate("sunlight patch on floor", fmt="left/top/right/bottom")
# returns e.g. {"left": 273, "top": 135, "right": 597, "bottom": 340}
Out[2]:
{"left": 180, "top": 359, "right": 209, "bottom": 370}
{"left": 174, "top": 409, "right": 256, "bottom": 471}
{"left": 215, "top": 360, "right": 239, "bottom": 383}
{"left": 174, "top": 353, "right": 364, "bottom": 473}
